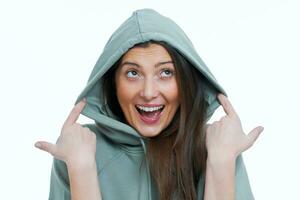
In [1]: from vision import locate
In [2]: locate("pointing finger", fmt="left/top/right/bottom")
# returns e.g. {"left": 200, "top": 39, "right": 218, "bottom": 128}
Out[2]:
{"left": 217, "top": 93, "right": 238, "bottom": 118}
{"left": 62, "top": 98, "right": 86, "bottom": 129}
{"left": 35, "top": 141, "right": 57, "bottom": 156}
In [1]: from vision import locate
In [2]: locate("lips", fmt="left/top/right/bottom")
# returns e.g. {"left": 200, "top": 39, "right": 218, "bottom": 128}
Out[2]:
{"left": 135, "top": 105, "right": 165, "bottom": 124}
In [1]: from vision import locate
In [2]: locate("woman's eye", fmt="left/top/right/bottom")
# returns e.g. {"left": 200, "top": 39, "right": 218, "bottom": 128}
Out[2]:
{"left": 160, "top": 69, "right": 174, "bottom": 78}
{"left": 126, "top": 70, "right": 139, "bottom": 78}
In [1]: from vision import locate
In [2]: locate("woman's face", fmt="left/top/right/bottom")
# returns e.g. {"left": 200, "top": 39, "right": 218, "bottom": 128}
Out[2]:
{"left": 115, "top": 43, "right": 180, "bottom": 137}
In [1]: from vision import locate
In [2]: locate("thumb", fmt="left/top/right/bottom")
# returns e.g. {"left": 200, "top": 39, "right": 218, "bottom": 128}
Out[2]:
{"left": 246, "top": 126, "right": 264, "bottom": 148}
{"left": 35, "top": 141, "right": 57, "bottom": 156}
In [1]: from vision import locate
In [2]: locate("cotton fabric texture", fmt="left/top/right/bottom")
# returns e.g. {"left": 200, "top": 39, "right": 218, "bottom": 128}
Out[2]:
{"left": 49, "top": 8, "right": 254, "bottom": 200}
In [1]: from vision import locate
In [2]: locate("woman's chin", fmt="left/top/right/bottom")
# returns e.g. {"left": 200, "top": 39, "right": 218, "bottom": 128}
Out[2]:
{"left": 136, "top": 126, "right": 162, "bottom": 138}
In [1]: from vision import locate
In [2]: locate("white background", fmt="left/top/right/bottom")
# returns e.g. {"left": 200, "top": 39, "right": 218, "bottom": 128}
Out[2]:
{"left": 1, "top": 0, "right": 299, "bottom": 199}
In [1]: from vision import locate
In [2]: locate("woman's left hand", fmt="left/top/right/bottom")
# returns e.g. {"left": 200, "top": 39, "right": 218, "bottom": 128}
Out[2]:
{"left": 205, "top": 93, "right": 264, "bottom": 162}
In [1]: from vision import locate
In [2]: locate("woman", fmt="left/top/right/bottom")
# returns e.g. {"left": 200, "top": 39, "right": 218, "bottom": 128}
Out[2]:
{"left": 35, "top": 8, "right": 263, "bottom": 200}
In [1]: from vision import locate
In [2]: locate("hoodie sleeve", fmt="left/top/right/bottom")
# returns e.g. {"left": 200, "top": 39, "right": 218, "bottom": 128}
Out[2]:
{"left": 197, "top": 154, "right": 254, "bottom": 200}
{"left": 234, "top": 155, "right": 255, "bottom": 200}
{"left": 48, "top": 158, "right": 71, "bottom": 200}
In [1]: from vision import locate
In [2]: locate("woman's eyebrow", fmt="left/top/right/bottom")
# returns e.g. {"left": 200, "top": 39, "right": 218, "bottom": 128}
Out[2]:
{"left": 120, "top": 61, "right": 140, "bottom": 68}
{"left": 155, "top": 61, "right": 173, "bottom": 67}
{"left": 120, "top": 61, "right": 173, "bottom": 68}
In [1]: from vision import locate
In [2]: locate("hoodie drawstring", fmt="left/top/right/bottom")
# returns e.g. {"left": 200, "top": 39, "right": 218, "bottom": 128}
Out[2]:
{"left": 140, "top": 138, "right": 152, "bottom": 200}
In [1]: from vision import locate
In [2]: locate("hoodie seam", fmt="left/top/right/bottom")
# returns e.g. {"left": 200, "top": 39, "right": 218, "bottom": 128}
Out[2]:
{"left": 119, "top": 144, "right": 145, "bottom": 155}
{"left": 134, "top": 11, "right": 144, "bottom": 41}
{"left": 98, "top": 150, "right": 124, "bottom": 173}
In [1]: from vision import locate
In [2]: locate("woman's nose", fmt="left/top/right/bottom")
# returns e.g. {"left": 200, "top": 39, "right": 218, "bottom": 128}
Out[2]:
{"left": 140, "top": 78, "right": 159, "bottom": 100}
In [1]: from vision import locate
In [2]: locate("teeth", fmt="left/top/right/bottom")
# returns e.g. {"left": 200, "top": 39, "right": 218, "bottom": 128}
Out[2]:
{"left": 137, "top": 105, "right": 163, "bottom": 112}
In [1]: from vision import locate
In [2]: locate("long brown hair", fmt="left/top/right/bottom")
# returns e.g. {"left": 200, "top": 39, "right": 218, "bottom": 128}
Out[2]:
{"left": 102, "top": 40, "right": 208, "bottom": 200}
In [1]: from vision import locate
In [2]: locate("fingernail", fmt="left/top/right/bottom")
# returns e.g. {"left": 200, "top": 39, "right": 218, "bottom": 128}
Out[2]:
{"left": 219, "top": 93, "right": 225, "bottom": 98}
{"left": 35, "top": 142, "right": 41, "bottom": 148}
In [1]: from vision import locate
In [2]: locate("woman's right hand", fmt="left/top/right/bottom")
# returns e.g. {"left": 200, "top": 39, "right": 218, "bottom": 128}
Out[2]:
{"left": 205, "top": 94, "right": 263, "bottom": 162}
{"left": 35, "top": 98, "right": 97, "bottom": 167}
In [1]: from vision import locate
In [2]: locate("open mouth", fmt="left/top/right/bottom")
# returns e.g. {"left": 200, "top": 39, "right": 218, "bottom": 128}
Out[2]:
{"left": 135, "top": 105, "right": 165, "bottom": 120}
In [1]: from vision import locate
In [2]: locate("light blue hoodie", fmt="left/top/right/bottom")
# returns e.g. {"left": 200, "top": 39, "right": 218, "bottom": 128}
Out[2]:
{"left": 49, "top": 8, "right": 254, "bottom": 200}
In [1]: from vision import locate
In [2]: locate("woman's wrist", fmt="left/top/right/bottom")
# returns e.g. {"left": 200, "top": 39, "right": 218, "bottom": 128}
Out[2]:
{"left": 67, "top": 158, "right": 101, "bottom": 200}
{"left": 207, "top": 151, "right": 237, "bottom": 166}
{"left": 205, "top": 153, "right": 236, "bottom": 200}
{"left": 66, "top": 157, "right": 97, "bottom": 171}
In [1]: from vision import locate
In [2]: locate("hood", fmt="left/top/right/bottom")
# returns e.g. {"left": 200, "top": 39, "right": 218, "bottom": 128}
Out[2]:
{"left": 75, "top": 8, "right": 227, "bottom": 146}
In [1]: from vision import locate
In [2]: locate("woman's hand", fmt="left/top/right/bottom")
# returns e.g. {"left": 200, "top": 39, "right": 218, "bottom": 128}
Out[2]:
{"left": 205, "top": 93, "right": 264, "bottom": 162}
{"left": 35, "top": 99, "right": 102, "bottom": 200}
{"left": 35, "top": 98, "right": 97, "bottom": 167}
